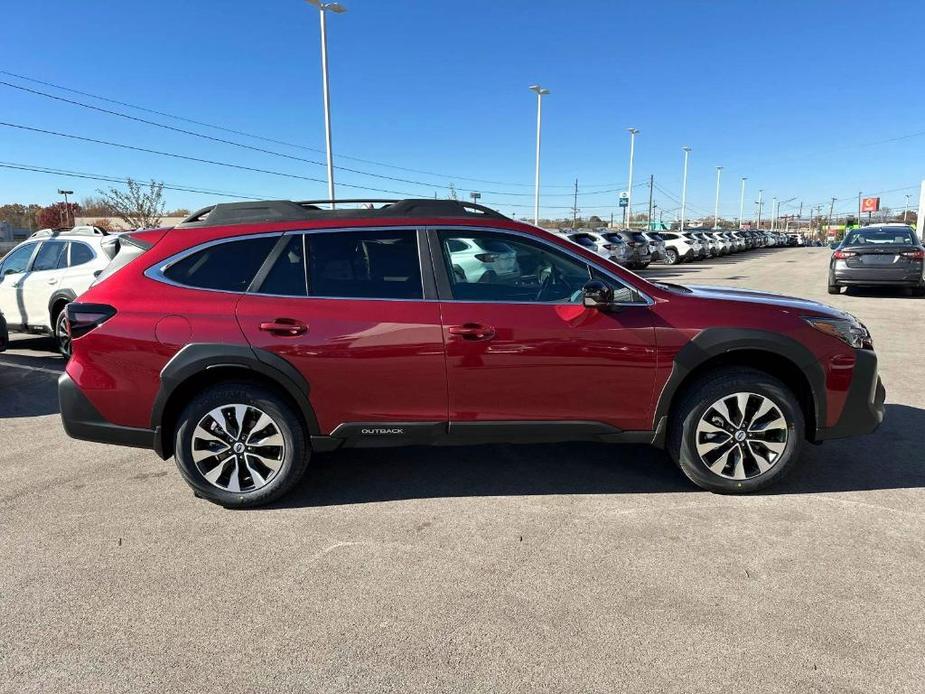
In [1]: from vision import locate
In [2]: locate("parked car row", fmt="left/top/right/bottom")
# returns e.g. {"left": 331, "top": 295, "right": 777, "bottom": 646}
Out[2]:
{"left": 552, "top": 228, "right": 793, "bottom": 268}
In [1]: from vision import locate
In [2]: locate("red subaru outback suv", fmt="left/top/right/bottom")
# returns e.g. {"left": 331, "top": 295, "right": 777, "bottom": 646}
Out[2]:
{"left": 59, "top": 199, "right": 884, "bottom": 507}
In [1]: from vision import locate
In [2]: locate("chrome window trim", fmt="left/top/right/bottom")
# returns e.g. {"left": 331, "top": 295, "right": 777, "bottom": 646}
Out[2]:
{"left": 144, "top": 226, "right": 428, "bottom": 301}
{"left": 430, "top": 225, "right": 655, "bottom": 307}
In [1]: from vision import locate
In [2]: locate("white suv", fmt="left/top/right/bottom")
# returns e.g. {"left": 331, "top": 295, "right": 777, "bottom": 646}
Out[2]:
{"left": 0, "top": 227, "right": 112, "bottom": 356}
{"left": 658, "top": 232, "right": 700, "bottom": 264}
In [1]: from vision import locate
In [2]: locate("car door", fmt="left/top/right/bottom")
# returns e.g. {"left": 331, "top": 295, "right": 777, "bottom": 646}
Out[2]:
{"left": 0, "top": 241, "right": 40, "bottom": 327}
{"left": 19, "top": 240, "right": 67, "bottom": 329}
{"left": 430, "top": 227, "right": 658, "bottom": 432}
{"left": 236, "top": 228, "right": 448, "bottom": 436}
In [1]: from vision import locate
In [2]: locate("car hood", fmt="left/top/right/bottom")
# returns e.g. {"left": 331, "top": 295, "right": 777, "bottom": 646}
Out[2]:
{"left": 681, "top": 284, "right": 847, "bottom": 318}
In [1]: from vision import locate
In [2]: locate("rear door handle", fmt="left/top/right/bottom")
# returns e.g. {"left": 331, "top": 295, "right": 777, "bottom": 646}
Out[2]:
{"left": 258, "top": 318, "right": 308, "bottom": 337}
{"left": 448, "top": 323, "right": 495, "bottom": 341}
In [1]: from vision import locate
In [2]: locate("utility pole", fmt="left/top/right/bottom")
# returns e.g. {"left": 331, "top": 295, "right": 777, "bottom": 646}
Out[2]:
{"left": 771, "top": 197, "right": 777, "bottom": 231}
{"left": 904, "top": 194, "right": 911, "bottom": 222}
{"left": 828, "top": 197, "right": 836, "bottom": 228}
{"left": 647, "top": 174, "right": 654, "bottom": 231}
{"left": 571, "top": 178, "right": 579, "bottom": 227}
{"left": 857, "top": 192, "right": 862, "bottom": 225}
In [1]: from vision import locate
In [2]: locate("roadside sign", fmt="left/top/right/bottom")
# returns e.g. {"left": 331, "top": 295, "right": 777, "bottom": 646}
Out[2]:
{"left": 619, "top": 192, "right": 629, "bottom": 208}
{"left": 861, "top": 197, "right": 880, "bottom": 213}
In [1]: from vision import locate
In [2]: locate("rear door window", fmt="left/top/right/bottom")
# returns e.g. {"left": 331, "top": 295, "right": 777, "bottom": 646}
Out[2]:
{"left": 258, "top": 235, "right": 307, "bottom": 296}
{"left": 32, "top": 241, "right": 67, "bottom": 271}
{"left": 163, "top": 236, "right": 278, "bottom": 291}
{"left": 307, "top": 229, "right": 422, "bottom": 300}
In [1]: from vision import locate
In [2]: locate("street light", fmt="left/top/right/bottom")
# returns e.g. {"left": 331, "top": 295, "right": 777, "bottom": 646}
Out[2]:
{"left": 771, "top": 197, "right": 778, "bottom": 231}
{"left": 756, "top": 189, "right": 763, "bottom": 229}
{"left": 58, "top": 189, "right": 74, "bottom": 227}
{"left": 529, "top": 84, "right": 550, "bottom": 226}
{"left": 679, "top": 146, "right": 691, "bottom": 231}
{"left": 712, "top": 166, "right": 723, "bottom": 229}
{"left": 905, "top": 193, "right": 911, "bottom": 222}
{"left": 738, "top": 177, "right": 747, "bottom": 229}
{"left": 626, "top": 128, "right": 639, "bottom": 228}
{"left": 306, "top": 0, "right": 346, "bottom": 208}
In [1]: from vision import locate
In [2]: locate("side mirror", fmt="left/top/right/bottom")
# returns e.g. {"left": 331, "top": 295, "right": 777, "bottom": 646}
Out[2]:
{"left": 582, "top": 280, "right": 615, "bottom": 309}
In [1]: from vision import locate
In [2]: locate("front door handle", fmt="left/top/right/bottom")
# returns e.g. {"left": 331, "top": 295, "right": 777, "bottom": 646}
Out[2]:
{"left": 47, "top": 278, "right": 58, "bottom": 285}
{"left": 448, "top": 323, "right": 496, "bottom": 341}
{"left": 258, "top": 318, "right": 308, "bottom": 337}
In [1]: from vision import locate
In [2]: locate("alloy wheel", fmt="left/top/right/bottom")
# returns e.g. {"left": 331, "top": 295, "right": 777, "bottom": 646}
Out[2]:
{"left": 694, "top": 392, "right": 788, "bottom": 480}
{"left": 191, "top": 404, "right": 286, "bottom": 492}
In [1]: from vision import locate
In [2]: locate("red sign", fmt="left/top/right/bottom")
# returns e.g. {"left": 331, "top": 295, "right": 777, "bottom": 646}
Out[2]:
{"left": 861, "top": 197, "right": 880, "bottom": 213}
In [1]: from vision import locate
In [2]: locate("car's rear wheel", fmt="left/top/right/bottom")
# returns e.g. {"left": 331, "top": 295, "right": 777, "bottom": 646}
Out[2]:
{"left": 173, "top": 383, "right": 308, "bottom": 508}
{"left": 827, "top": 273, "right": 841, "bottom": 294}
{"left": 665, "top": 248, "right": 679, "bottom": 265}
{"left": 668, "top": 367, "right": 804, "bottom": 493}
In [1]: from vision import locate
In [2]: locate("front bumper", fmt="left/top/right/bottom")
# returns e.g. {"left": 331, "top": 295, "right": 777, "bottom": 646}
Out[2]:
{"left": 59, "top": 373, "right": 156, "bottom": 450}
{"left": 815, "top": 349, "right": 885, "bottom": 441}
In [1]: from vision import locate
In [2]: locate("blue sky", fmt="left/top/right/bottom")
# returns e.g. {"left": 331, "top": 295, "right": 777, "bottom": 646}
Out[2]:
{"left": 2, "top": 0, "right": 923, "bottom": 221}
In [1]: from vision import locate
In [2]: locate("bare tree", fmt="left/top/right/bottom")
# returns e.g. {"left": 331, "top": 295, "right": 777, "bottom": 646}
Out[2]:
{"left": 96, "top": 179, "right": 166, "bottom": 229}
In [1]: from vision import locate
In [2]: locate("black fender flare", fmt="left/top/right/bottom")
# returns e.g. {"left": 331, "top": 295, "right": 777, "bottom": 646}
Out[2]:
{"left": 653, "top": 328, "right": 826, "bottom": 432}
{"left": 151, "top": 343, "right": 320, "bottom": 458}
{"left": 47, "top": 289, "right": 77, "bottom": 319}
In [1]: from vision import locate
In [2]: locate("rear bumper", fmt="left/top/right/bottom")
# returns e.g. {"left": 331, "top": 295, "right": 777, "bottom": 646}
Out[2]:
{"left": 815, "top": 349, "right": 885, "bottom": 441}
{"left": 833, "top": 264, "right": 923, "bottom": 285}
{"left": 59, "top": 373, "right": 156, "bottom": 450}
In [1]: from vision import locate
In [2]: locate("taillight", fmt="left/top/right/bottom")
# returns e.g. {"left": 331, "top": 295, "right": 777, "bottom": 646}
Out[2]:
{"left": 900, "top": 249, "right": 925, "bottom": 259}
{"left": 474, "top": 253, "right": 497, "bottom": 262}
{"left": 602, "top": 243, "right": 617, "bottom": 251}
{"left": 833, "top": 250, "right": 856, "bottom": 259}
{"left": 65, "top": 303, "right": 116, "bottom": 339}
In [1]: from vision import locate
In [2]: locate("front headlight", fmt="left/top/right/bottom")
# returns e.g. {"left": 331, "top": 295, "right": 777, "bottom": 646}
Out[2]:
{"left": 804, "top": 316, "right": 872, "bottom": 349}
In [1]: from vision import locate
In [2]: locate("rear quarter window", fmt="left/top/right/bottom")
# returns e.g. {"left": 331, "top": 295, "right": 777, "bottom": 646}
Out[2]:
{"left": 163, "top": 236, "right": 278, "bottom": 292}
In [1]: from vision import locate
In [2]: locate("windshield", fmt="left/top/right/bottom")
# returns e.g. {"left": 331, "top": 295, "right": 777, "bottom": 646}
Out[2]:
{"left": 844, "top": 228, "right": 916, "bottom": 246}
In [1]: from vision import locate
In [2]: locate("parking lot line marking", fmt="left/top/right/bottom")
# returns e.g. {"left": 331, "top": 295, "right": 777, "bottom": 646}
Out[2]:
{"left": 0, "top": 360, "right": 63, "bottom": 376}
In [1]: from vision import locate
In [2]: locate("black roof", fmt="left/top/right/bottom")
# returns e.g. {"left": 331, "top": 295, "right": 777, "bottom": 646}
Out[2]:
{"left": 177, "top": 198, "right": 508, "bottom": 228}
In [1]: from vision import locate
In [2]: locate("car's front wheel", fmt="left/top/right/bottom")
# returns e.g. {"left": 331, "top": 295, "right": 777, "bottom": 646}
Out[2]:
{"left": 173, "top": 383, "right": 309, "bottom": 508}
{"left": 668, "top": 367, "right": 804, "bottom": 493}
{"left": 664, "top": 248, "right": 679, "bottom": 265}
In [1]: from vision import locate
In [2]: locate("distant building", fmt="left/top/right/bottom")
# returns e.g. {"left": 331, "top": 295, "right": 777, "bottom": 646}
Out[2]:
{"left": 0, "top": 221, "right": 30, "bottom": 242}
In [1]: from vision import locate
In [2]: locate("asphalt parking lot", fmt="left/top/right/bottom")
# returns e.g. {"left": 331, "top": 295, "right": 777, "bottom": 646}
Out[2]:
{"left": 1, "top": 247, "right": 922, "bottom": 693}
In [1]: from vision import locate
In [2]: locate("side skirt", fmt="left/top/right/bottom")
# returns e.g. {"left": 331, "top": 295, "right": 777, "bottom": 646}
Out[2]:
{"left": 311, "top": 421, "right": 661, "bottom": 452}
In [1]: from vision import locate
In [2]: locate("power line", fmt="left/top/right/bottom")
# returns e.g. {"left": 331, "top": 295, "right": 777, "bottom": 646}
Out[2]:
{"left": 0, "top": 68, "right": 629, "bottom": 191}
{"left": 0, "top": 161, "right": 269, "bottom": 200}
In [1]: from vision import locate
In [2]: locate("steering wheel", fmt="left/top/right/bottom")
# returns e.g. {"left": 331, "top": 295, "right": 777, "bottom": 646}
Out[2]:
{"left": 534, "top": 266, "right": 555, "bottom": 301}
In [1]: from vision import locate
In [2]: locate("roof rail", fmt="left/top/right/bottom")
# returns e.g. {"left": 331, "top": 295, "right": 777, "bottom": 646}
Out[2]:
{"left": 177, "top": 198, "right": 508, "bottom": 228}
{"left": 29, "top": 225, "right": 109, "bottom": 239}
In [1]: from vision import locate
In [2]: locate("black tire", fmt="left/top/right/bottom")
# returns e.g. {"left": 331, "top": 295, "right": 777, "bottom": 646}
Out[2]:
{"left": 53, "top": 308, "right": 71, "bottom": 358}
{"left": 665, "top": 248, "right": 679, "bottom": 265}
{"left": 173, "top": 383, "right": 308, "bottom": 508}
{"left": 827, "top": 284, "right": 840, "bottom": 294}
{"left": 668, "top": 367, "right": 804, "bottom": 494}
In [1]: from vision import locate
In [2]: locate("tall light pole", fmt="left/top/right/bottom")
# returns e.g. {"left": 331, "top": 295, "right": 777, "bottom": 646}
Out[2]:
{"left": 626, "top": 128, "right": 639, "bottom": 228}
{"left": 904, "top": 193, "right": 911, "bottom": 222}
{"left": 57, "top": 189, "right": 74, "bottom": 227}
{"left": 712, "top": 166, "right": 723, "bottom": 228}
{"left": 306, "top": 0, "right": 346, "bottom": 208}
{"left": 738, "top": 177, "right": 747, "bottom": 229}
{"left": 679, "top": 146, "right": 691, "bottom": 231}
{"left": 756, "top": 189, "right": 763, "bottom": 229}
{"left": 529, "top": 84, "right": 550, "bottom": 226}
{"left": 771, "top": 197, "right": 778, "bottom": 231}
